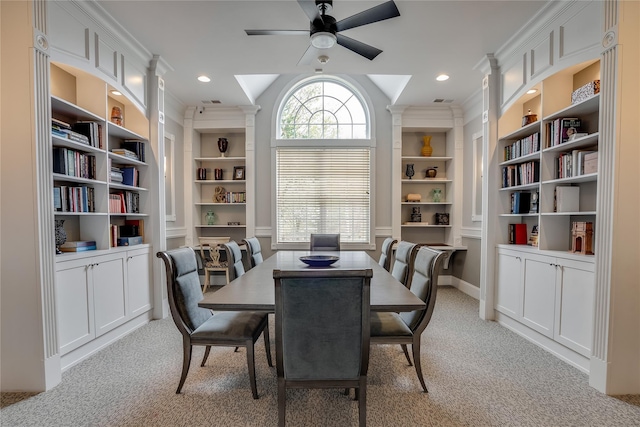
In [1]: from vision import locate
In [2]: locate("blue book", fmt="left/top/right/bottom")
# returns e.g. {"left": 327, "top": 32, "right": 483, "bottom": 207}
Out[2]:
{"left": 59, "top": 245, "right": 97, "bottom": 252}
{"left": 121, "top": 167, "right": 137, "bottom": 187}
{"left": 117, "top": 236, "right": 143, "bottom": 246}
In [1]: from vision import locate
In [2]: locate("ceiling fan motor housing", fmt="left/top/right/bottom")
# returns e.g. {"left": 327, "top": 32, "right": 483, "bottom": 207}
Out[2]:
{"left": 310, "top": 14, "right": 337, "bottom": 36}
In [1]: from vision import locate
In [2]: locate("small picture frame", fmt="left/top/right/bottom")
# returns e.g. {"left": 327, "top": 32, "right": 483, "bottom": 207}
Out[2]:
{"left": 233, "top": 166, "right": 245, "bottom": 180}
{"left": 435, "top": 213, "right": 450, "bottom": 225}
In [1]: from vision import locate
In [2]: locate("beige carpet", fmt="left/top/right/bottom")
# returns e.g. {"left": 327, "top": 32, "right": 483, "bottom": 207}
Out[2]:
{"left": 2, "top": 286, "right": 639, "bottom": 426}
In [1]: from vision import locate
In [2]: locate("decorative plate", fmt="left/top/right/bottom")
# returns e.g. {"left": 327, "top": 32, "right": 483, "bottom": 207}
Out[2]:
{"left": 299, "top": 255, "right": 340, "bottom": 267}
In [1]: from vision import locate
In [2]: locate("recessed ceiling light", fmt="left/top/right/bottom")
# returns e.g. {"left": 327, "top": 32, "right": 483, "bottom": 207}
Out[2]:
{"left": 110, "top": 90, "right": 122, "bottom": 96}
{"left": 436, "top": 74, "right": 450, "bottom": 82}
{"left": 197, "top": 75, "right": 211, "bottom": 83}
{"left": 527, "top": 89, "right": 538, "bottom": 94}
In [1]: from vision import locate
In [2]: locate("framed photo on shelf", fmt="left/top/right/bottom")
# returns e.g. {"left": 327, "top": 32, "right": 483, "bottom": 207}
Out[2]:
{"left": 233, "top": 166, "right": 245, "bottom": 180}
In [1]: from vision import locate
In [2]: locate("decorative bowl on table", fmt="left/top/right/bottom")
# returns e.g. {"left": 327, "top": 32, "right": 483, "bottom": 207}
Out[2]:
{"left": 299, "top": 255, "right": 340, "bottom": 267}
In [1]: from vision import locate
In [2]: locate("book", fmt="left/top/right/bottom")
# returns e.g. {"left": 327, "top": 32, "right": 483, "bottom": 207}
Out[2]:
{"left": 117, "top": 236, "right": 143, "bottom": 246}
{"left": 121, "top": 166, "right": 138, "bottom": 187}
{"left": 508, "top": 223, "right": 527, "bottom": 244}
{"left": 59, "top": 245, "right": 97, "bottom": 252}
{"left": 60, "top": 240, "right": 96, "bottom": 248}
{"left": 555, "top": 186, "right": 580, "bottom": 212}
{"left": 124, "top": 219, "right": 144, "bottom": 239}
{"left": 511, "top": 191, "right": 531, "bottom": 214}
{"left": 583, "top": 152, "right": 598, "bottom": 174}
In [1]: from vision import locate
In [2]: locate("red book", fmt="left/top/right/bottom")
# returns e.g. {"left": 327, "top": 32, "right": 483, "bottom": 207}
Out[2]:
{"left": 514, "top": 224, "right": 527, "bottom": 245}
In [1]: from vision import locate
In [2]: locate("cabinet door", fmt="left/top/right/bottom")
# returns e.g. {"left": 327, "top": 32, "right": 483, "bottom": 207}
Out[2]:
{"left": 554, "top": 258, "right": 595, "bottom": 356}
{"left": 93, "top": 256, "right": 127, "bottom": 337}
{"left": 127, "top": 248, "right": 152, "bottom": 317}
{"left": 495, "top": 249, "right": 523, "bottom": 319}
{"left": 56, "top": 260, "right": 95, "bottom": 354}
{"left": 521, "top": 254, "right": 557, "bottom": 338}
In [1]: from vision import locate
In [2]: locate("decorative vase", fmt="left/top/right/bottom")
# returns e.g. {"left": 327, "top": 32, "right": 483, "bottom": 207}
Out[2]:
{"left": 425, "top": 167, "right": 438, "bottom": 178}
{"left": 218, "top": 138, "right": 229, "bottom": 157}
{"left": 55, "top": 219, "right": 67, "bottom": 254}
{"left": 111, "top": 106, "right": 123, "bottom": 126}
{"left": 421, "top": 135, "right": 433, "bottom": 157}
{"left": 405, "top": 164, "right": 415, "bottom": 179}
{"left": 206, "top": 211, "right": 216, "bottom": 225}
{"left": 432, "top": 188, "right": 442, "bottom": 203}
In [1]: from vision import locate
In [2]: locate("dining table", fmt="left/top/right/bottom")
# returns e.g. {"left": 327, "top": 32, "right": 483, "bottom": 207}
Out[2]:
{"left": 199, "top": 250, "right": 425, "bottom": 312}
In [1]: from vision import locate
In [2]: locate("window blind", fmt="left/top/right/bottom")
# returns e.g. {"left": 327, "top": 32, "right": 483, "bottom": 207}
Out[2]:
{"left": 276, "top": 148, "right": 371, "bottom": 244}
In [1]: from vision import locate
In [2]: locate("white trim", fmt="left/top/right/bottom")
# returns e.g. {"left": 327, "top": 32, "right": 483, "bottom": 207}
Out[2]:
{"left": 449, "top": 277, "right": 481, "bottom": 300}
{"left": 461, "top": 227, "right": 482, "bottom": 239}
{"left": 166, "top": 227, "right": 187, "bottom": 239}
{"left": 164, "top": 132, "right": 176, "bottom": 222}
{"left": 471, "top": 131, "right": 483, "bottom": 222}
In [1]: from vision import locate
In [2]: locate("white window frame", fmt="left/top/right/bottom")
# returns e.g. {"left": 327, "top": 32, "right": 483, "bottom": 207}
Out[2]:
{"left": 271, "top": 75, "right": 376, "bottom": 250}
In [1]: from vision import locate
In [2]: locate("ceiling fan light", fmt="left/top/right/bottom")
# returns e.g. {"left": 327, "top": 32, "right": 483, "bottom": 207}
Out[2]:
{"left": 311, "top": 32, "right": 337, "bottom": 49}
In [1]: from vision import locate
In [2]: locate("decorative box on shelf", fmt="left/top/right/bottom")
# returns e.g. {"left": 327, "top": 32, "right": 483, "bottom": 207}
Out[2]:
{"left": 571, "top": 80, "right": 600, "bottom": 104}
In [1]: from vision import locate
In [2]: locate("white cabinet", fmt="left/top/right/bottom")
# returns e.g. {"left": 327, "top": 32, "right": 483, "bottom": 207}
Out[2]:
{"left": 55, "top": 246, "right": 152, "bottom": 357}
{"left": 127, "top": 247, "right": 152, "bottom": 317}
{"left": 495, "top": 246, "right": 594, "bottom": 361}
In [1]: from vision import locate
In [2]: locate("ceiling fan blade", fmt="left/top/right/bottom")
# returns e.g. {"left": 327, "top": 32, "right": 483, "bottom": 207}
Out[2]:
{"left": 335, "top": 0, "right": 400, "bottom": 32}
{"left": 336, "top": 34, "right": 382, "bottom": 60}
{"left": 297, "top": 44, "right": 320, "bottom": 66}
{"left": 245, "top": 29, "right": 309, "bottom": 36}
{"left": 297, "top": 0, "right": 322, "bottom": 23}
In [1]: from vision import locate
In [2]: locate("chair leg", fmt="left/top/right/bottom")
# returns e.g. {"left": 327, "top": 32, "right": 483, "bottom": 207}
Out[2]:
{"left": 246, "top": 340, "right": 259, "bottom": 399}
{"left": 263, "top": 320, "right": 273, "bottom": 367}
{"left": 177, "top": 340, "right": 192, "bottom": 394}
{"left": 201, "top": 345, "right": 211, "bottom": 367}
{"left": 401, "top": 344, "right": 413, "bottom": 366}
{"left": 278, "top": 378, "right": 286, "bottom": 427}
{"left": 411, "top": 337, "right": 428, "bottom": 393}
{"left": 358, "top": 376, "right": 367, "bottom": 427}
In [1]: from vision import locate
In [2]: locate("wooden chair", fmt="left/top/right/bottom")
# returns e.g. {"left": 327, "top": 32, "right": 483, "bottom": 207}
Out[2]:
{"left": 370, "top": 246, "right": 446, "bottom": 392}
{"left": 243, "top": 236, "right": 263, "bottom": 268}
{"left": 274, "top": 268, "right": 372, "bottom": 426}
{"left": 309, "top": 233, "right": 340, "bottom": 251}
{"left": 378, "top": 237, "right": 398, "bottom": 271}
{"left": 198, "top": 237, "right": 230, "bottom": 293}
{"left": 390, "top": 241, "right": 418, "bottom": 287}
{"left": 156, "top": 247, "right": 272, "bottom": 399}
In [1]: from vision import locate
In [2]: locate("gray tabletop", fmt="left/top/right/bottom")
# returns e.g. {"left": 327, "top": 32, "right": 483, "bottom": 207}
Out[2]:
{"left": 199, "top": 250, "right": 425, "bottom": 312}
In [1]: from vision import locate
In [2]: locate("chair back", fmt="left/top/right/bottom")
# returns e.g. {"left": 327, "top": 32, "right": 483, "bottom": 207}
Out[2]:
{"left": 400, "top": 246, "right": 446, "bottom": 334}
{"left": 378, "top": 237, "right": 398, "bottom": 271}
{"left": 243, "top": 237, "right": 263, "bottom": 268}
{"left": 224, "top": 241, "right": 245, "bottom": 281}
{"left": 198, "top": 237, "right": 230, "bottom": 265}
{"left": 274, "top": 269, "right": 372, "bottom": 381}
{"left": 390, "top": 241, "right": 418, "bottom": 286}
{"left": 156, "top": 248, "right": 213, "bottom": 336}
{"left": 309, "top": 233, "right": 341, "bottom": 251}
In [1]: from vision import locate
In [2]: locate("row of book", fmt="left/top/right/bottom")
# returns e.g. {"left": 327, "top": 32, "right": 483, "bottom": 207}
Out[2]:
{"left": 110, "top": 219, "right": 145, "bottom": 247}
{"left": 554, "top": 150, "right": 598, "bottom": 179}
{"left": 54, "top": 185, "right": 95, "bottom": 213}
{"left": 109, "top": 164, "right": 139, "bottom": 187}
{"left": 111, "top": 140, "right": 146, "bottom": 162}
{"left": 52, "top": 118, "right": 102, "bottom": 149}
{"left": 504, "top": 132, "right": 540, "bottom": 161}
{"left": 501, "top": 161, "right": 540, "bottom": 188}
{"left": 219, "top": 191, "right": 247, "bottom": 204}
{"left": 53, "top": 147, "right": 97, "bottom": 180}
{"left": 108, "top": 191, "right": 140, "bottom": 214}
{"left": 545, "top": 117, "right": 585, "bottom": 148}
{"left": 510, "top": 191, "right": 537, "bottom": 214}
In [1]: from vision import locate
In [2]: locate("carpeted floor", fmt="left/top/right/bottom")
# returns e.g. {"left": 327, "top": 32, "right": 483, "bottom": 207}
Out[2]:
{"left": 2, "top": 286, "right": 639, "bottom": 426}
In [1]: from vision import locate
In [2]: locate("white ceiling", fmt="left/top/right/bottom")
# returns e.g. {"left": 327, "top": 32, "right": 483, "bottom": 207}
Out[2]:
{"left": 96, "top": 0, "right": 549, "bottom": 108}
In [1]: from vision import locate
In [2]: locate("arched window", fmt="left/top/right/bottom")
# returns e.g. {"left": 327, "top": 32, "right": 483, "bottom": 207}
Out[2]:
{"left": 274, "top": 76, "right": 373, "bottom": 247}
{"left": 278, "top": 77, "right": 369, "bottom": 139}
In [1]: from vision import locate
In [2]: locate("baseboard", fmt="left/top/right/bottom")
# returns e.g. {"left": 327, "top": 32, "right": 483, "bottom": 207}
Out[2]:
{"left": 444, "top": 276, "right": 480, "bottom": 300}
{"left": 60, "top": 311, "right": 153, "bottom": 372}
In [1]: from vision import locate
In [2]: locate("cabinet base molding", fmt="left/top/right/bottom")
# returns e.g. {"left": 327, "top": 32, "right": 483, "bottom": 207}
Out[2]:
{"left": 60, "top": 311, "right": 152, "bottom": 372}
{"left": 495, "top": 312, "right": 590, "bottom": 374}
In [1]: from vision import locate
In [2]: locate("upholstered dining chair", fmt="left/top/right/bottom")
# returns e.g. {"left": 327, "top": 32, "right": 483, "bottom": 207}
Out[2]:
{"left": 390, "top": 241, "right": 419, "bottom": 287}
{"left": 370, "top": 246, "right": 446, "bottom": 393}
{"left": 378, "top": 237, "right": 398, "bottom": 272}
{"left": 224, "top": 240, "right": 246, "bottom": 281}
{"left": 156, "top": 247, "right": 272, "bottom": 399}
{"left": 274, "top": 268, "right": 372, "bottom": 427}
{"left": 242, "top": 237, "right": 263, "bottom": 268}
{"left": 309, "top": 233, "right": 341, "bottom": 251}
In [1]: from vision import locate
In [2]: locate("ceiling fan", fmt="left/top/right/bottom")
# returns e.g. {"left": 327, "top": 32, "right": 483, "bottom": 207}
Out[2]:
{"left": 245, "top": 0, "right": 400, "bottom": 64}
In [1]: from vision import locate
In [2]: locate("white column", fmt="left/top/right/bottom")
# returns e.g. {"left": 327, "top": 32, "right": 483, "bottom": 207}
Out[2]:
{"left": 386, "top": 105, "right": 407, "bottom": 241}
{"left": 240, "top": 105, "right": 261, "bottom": 238}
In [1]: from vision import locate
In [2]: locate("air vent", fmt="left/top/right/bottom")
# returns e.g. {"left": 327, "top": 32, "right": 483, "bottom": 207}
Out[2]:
{"left": 201, "top": 100, "right": 221, "bottom": 104}
{"left": 433, "top": 98, "right": 454, "bottom": 103}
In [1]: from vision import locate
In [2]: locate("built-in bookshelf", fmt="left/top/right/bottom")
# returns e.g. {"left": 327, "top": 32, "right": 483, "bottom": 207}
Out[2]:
{"left": 496, "top": 59, "right": 600, "bottom": 255}
{"left": 194, "top": 131, "right": 247, "bottom": 242}
{"left": 51, "top": 62, "right": 150, "bottom": 252}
